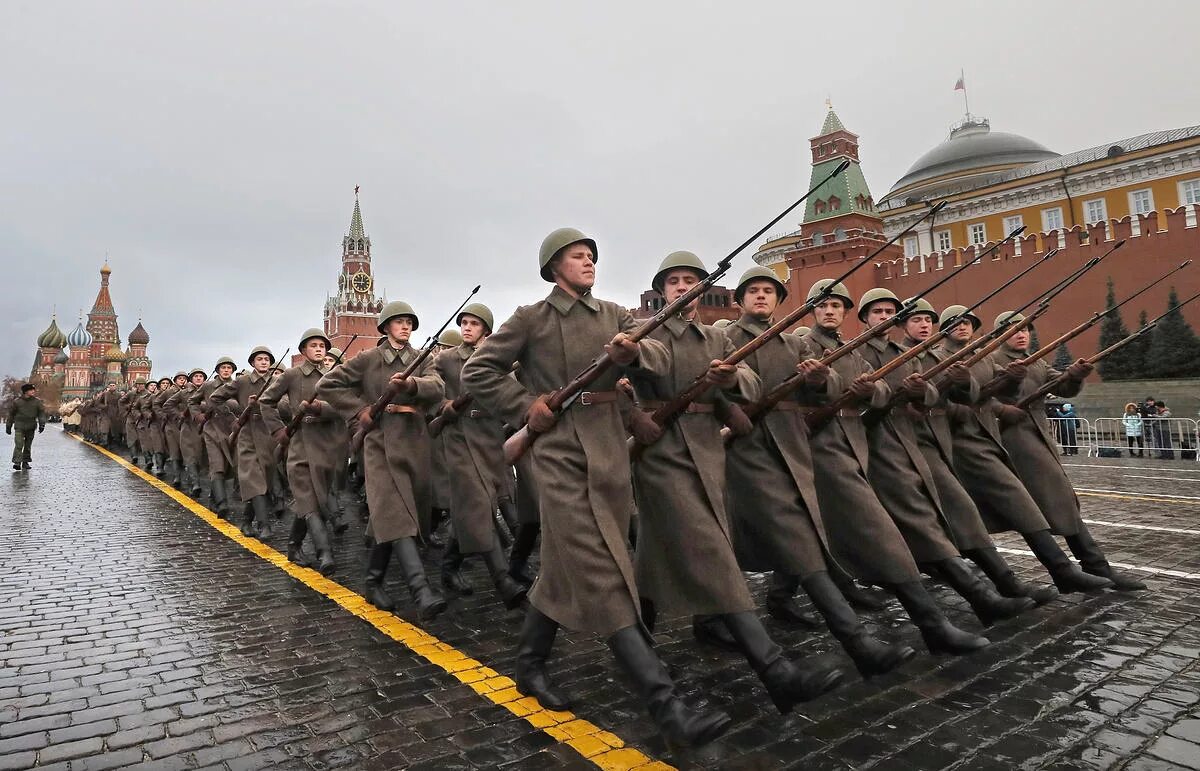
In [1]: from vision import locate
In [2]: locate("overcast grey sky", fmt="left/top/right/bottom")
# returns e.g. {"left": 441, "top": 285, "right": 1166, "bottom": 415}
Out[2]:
{"left": 3, "top": 1, "right": 1197, "bottom": 379}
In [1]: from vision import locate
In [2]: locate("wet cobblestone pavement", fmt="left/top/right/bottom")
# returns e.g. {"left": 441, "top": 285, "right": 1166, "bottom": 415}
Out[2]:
{"left": 3, "top": 431, "right": 1199, "bottom": 770}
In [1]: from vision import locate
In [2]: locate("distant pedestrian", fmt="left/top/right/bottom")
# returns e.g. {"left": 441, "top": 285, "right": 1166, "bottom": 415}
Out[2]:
{"left": 7, "top": 383, "right": 48, "bottom": 471}
{"left": 1122, "top": 403, "right": 1144, "bottom": 458}
{"left": 1156, "top": 401, "right": 1175, "bottom": 460}
{"left": 1058, "top": 403, "right": 1080, "bottom": 456}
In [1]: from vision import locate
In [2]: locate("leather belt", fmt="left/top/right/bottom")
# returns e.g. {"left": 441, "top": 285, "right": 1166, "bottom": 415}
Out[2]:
{"left": 774, "top": 400, "right": 802, "bottom": 411}
{"left": 926, "top": 408, "right": 947, "bottom": 416}
{"left": 302, "top": 415, "right": 321, "bottom": 424}
{"left": 799, "top": 405, "right": 859, "bottom": 418}
{"left": 575, "top": 390, "right": 617, "bottom": 406}
{"left": 639, "top": 400, "right": 715, "bottom": 414}
{"left": 384, "top": 404, "right": 419, "bottom": 415}
{"left": 467, "top": 409, "right": 491, "bottom": 419}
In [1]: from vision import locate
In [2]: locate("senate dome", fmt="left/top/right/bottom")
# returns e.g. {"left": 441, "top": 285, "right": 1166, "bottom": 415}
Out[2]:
{"left": 881, "top": 117, "right": 1059, "bottom": 205}
{"left": 37, "top": 318, "right": 68, "bottom": 349}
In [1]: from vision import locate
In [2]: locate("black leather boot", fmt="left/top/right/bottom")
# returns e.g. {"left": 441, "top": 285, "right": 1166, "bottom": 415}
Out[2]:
{"left": 515, "top": 607, "right": 571, "bottom": 710}
{"left": 481, "top": 540, "right": 528, "bottom": 610}
{"left": 830, "top": 566, "right": 890, "bottom": 611}
{"left": 508, "top": 523, "right": 540, "bottom": 585}
{"left": 365, "top": 541, "right": 396, "bottom": 610}
{"left": 441, "top": 538, "right": 473, "bottom": 596}
{"left": 251, "top": 495, "right": 273, "bottom": 539}
{"left": 802, "top": 572, "right": 915, "bottom": 678}
{"left": 766, "top": 572, "right": 820, "bottom": 627}
{"left": 395, "top": 537, "right": 447, "bottom": 620}
{"left": 187, "top": 465, "right": 204, "bottom": 497}
{"left": 723, "top": 612, "right": 844, "bottom": 713}
{"left": 891, "top": 581, "right": 989, "bottom": 655}
{"left": 306, "top": 514, "right": 336, "bottom": 576}
{"left": 1023, "top": 530, "right": 1114, "bottom": 593}
{"left": 607, "top": 626, "right": 732, "bottom": 749}
{"left": 209, "top": 474, "right": 229, "bottom": 518}
{"left": 153, "top": 452, "right": 166, "bottom": 477}
{"left": 493, "top": 509, "right": 514, "bottom": 550}
{"left": 287, "top": 517, "right": 313, "bottom": 568}
{"left": 427, "top": 509, "right": 450, "bottom": 549}
{"left": 965, "top": 547, "right": 1057, "bottom": 605}
{"left": 327, "top": 492, "right": 348, "bottom": 534}
{"left": 692, "top": 614, "right": 740, "bottom": 652}
{"left": 498, "top": 496, "right": 519, "bottom": 531}
{"left": 1065, "top": 525, "right": 1147, "bottom": 590}
{"left": 934, "top": 557, "right": 1036, "bottom": 625}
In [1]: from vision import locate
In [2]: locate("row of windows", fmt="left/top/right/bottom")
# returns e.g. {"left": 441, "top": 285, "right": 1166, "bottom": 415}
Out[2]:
{"left": 900, "top": 180, "right": 1200, "bottom": 256}
{"left": 644, "top": 293, "right": 732, "bottom": 311}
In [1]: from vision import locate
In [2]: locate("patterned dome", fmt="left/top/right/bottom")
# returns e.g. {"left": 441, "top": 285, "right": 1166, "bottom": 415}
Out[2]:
{"left": 67, "top": 321, "right": 94, "bottom": 348}
{"left": 104, "top": 345, "right": 127, "bottom": 362}
{"left": 128, "top": 321, "right": 150, "bottom": 345}
{"left": 54, "top": 349, "right": 69, "bottom": 365}
{"left": 37, "top": 318, "right": 68, "bottom": 349}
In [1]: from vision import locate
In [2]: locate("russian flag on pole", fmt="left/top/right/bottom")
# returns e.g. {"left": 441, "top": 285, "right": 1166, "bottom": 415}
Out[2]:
{"left": 954, "top": 76, "right": 965, "bottom": 91}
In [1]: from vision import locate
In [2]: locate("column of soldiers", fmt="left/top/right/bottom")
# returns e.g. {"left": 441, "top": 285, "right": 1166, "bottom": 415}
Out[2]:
{"left": 64, "top": 226, "right": 1148, "bottom": 750}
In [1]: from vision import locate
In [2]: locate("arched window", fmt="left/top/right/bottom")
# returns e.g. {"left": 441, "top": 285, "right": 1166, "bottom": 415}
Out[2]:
{"left": 811, "top": 231, "right": 825, "bottom": 245}
{"left": 357, "top": 239, "right": 364, "bottom": 251}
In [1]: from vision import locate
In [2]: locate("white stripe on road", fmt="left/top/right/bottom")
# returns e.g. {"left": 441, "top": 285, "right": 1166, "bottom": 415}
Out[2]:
{"left": 1064, "top": 463, "right": 1200, "bottom": 475}
{"left": 1082, "top": 519, "right": 1200, "bottom": 536}
{"left": 994, "top": 546, "right": 1200, "bottom": 580}
{"left": 1075, "top": 487, "right": 1200, "bottom": 501}
{"left": 1122, "top": 475, "right": 1200, "bottom": 483}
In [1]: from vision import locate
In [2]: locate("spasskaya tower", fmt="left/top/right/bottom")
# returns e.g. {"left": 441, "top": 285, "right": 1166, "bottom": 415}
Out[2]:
{"left": 324, "top": 187, "right": 384, "bottom": 359}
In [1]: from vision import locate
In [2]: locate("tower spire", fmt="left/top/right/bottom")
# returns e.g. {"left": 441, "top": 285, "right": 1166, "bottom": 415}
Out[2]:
{"left": 348, "top": 186, "right": 365, "bottom": 241}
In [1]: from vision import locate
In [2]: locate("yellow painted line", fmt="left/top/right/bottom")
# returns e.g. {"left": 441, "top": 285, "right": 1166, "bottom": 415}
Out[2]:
{"left": 70, "top": 434, "right": 673, "bottom": 771}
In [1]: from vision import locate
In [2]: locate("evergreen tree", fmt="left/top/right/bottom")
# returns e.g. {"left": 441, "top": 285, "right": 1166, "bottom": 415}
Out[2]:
{"left": 1053, "top": 343, "right": 1073, "bottom": 370}
{"left": 1128, "top": 309, "right": 1152, "bottom": 377}
{"left": 1145, "top": 288, "right": 1200, "bottom": 378}
{"left": 1097, "top": 277, "right": 1134, "bottom": 380}
{"left": 1028, "top": 326, "right": 1041, "bottom": 353}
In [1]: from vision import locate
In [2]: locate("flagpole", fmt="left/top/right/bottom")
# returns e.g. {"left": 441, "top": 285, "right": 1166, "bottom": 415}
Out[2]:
{"left": 961, "top": 68, "right": 970, "bottom": 118}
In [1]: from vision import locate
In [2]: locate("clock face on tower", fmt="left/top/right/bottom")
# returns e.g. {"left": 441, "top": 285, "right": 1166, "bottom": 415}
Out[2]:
{"left": 352, "top": 272, "right": 372, "bottom": 294}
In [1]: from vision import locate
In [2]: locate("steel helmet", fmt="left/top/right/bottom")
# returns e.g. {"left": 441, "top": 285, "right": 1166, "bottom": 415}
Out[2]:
{"left": 188, "top": 366, "right": 207, "bottom": 378}
{"left": 438, "top": 329, "right": 464, "bottom": 347}
{"left": 326, "top": 347, "right": 344, "bottom": 363}
{"left": 299, "top": 327, "right": 331, "bottom": 350}
{"left": 539, "top": 227, "right": 598, "bottom": 282}
{"left": 994, "top": 311, "right": 1025, "bottom": 330}
{"left": 735, "top": 266, "right": 788, "bottom": 305}
{"left": 456, "top": 303, "right": 494, "bottom": 333}
{"left": 247, "top": 345, "right": 275, "bottom": 366}
{"left": 651, "top": 251, "right": 709, "bottom": 295}
{"left": 806, "top": 279, "right": 854, "bottom": 309}
{"left": 899, "top": 296, "right": 939, "bottom": 323}
{"left": 857, "top": 288, "right": 902, "bottom": 322}
{"left": 213, "top": 356, "right": 236, "bottom": 371}
{"left": 711, "top": 318, "right": 732, "bottom": 328}
{"left": 377, "top": 301, "right": 420, "bottom": 333}
{"left": 939, "top": 304, "right": 981, "bottom": 331}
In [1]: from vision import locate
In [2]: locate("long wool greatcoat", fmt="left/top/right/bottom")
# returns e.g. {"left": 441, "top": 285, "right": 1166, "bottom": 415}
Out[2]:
{"left": 800, "top": 327, "right": 922, "bottom": 585}
{"left": 431, "top": 432, "right": 452, "bottom": 511}
{"left": 858, "top": 336, "right": 960, "bottom": 563}
{"left": 260, "top": 361, "right": 342, "bottom": 517}
{"left": 119, "top": 390, "right": 142, "bottom": 450}
{"left": 724, "top": 316, "right": 832, "bottom": 578}
{"left": 105, "top": 389, "right": 123, "bottom": 441}
{"left": 155, "top": 387, "right": 182, "bottom": 461}
{"left": 209, "top": 371, "right": 279, "bottom": 499}
{"left": 627, "top": 316, "right": 758, "bottom": 616}
{"left": 933, "top": 340, "right": 1051, "bottom": 535}
{"left": 435, "top": 343, "right": 508, "bottom": 555}
{"left": 135, "top": 391, "right": 160, "bottom": 455}
{"left": 166, "top": 385, "right": 204, "bottom": 468}
{"left": 189, "top": 376, "right": 236, "bottom": 478}
{"left": 990, "top": 346, "right": 1085, "bottom": 536}
{"left": 462, "top": 285, "right": 669, "bottom": 636}
{"left": 318, "top": 343, "right": 444, "bottom": 543}
{"left": 904, "top": 339, "right": 995, "bottom": 552}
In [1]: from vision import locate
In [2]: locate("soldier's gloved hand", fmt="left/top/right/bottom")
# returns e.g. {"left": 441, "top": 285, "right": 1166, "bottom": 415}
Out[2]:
{"left": 628, "top": 409, "right": 663, "bottom": 446}
{"left": 996, "top": 404, "right": 1026, "bottom": 427}
{"left": 849, "top": 374, "right": 876, "bottom": 400}
{"left": 948, "top": 362, "right": 971, "bottom": 385}
{"left": 1005, "top": 362, "right": 1028, "bottom": 382}
{"left": 723, "top": 403, "right": 755, "bottom": 437}
{"left": 605, "top": 333, "right": 640, "bottom": 366}
{"left": 356, "top": 407, "right": 375, "bottom": 432}
{"left": 902, "top": 373, "right": 927, "bottom": 400}
{"left": 796, "top": 358, "right": 829, "bottom": 385}
{"left": 389, "top": 372, "right": 417, "bottom": 394}
{"left": 272, "top": 428, "right": 289, "bottom": 446}
{"left": 1066, "top": 359, "right": 1094, "bottom": 380}
{"left": 526, "top": 395, "right": 558, "bottom": 434}
{"left": 705, "top": 360, "right": 738, "bottom": 390}
{"left": 440, "top": 399, "right": 457, "bottom": 420}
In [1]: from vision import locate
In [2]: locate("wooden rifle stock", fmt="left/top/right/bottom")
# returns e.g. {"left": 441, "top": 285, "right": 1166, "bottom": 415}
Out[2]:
{"left": 228, "top": 348, "right": 290, "bottom": 445}
{"left": 428, "top": 393, "right": 473, "bottom": 437}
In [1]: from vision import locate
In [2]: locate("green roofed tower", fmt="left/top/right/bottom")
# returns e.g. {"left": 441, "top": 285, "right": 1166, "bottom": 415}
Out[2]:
{"left": 802, "top": 106, "right": 878, "bottom": 228}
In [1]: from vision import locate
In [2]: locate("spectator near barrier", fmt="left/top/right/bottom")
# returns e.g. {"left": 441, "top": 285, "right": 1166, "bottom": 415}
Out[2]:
{"left": 1122, "top": 403, "right": 1144, "bottom": 457}
{"left": 1155, "top": 401, "right": 1175, "bottom": 459}
{"left": 1058, "top": 403, "right": 1080, "bottom": 456}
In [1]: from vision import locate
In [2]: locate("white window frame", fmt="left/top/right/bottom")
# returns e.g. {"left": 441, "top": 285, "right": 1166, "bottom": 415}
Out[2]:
{"left": 1129, "top": 188, "right": 1154, "bottom": 215}
{"left": 1180, "top": 179, "right": 1200, "bottom": 205}
{"left": 969, "top": 222, "right": 987, "bottom": 245}
{"left": 934, "top": 229, "right": 952, "bottom": 251}
{"left": 1041, "top": 207, "right": 1064, "bottom": 232}
{"left": 1084, "top": 198, "right": 1108, "bottom": 224}
{"left": 903, "top": 235, "right": 919, "bottom": 258}
{"left": 1002, "top": 215, "right": 1024, "bottom": 237}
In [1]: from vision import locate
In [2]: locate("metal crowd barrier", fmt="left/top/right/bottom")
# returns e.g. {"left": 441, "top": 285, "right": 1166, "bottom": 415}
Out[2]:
{"left": 1090, "top": 417, "right": 1200, "bottom": 461}
{"left": 1045, "top": 416, "right": 1092, "bottom": 457}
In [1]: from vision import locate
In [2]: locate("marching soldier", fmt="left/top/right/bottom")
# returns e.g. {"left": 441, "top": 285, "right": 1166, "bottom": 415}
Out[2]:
{"left": 95, "top": 383, "right": 118, "bottom": 446}
{"left": 120, "top": 378, "right": 146, "bottom": 465}
{"left": 432, "top": 304, "right": 528, "bottom": 609}
{"left": 167, "top": 367, "right": 208, "bottom": 497}
{"left": 160, "top": 373, "right": 188, "bottom": 486}
{"left": 150, "top": 377, "right": 174, "bottom": 477}
{"left": 462, "top": 228, "right": 731, "bottom": 748}
{"left": 260, "top": 328, "right": 339, "bottom": 574}
{"left": 630, "top": 253, "right": 846, "bottom": 712}
{"left": 317, "top": 301, "right": 449, "bottom": 620}
{"left": 855, "top": 289, "right": 1035, "bottom": 625}
{"left": 428, "top": 329, "right": 462, "bottom": 549}
{"left": 210, "top": 346, "right": 283, "bottom": 538}
{"left": 322, "top": 346, "right": 352, "bottom": 528}
{"left": 934, "top": 308, "right": 1113, "bottom": 594}
{"left": 7, "top": 383, "right": 48, "bottom": 470}
{"left": 988, "top": 313, "right": 1146, "bottom": 590}
{"left": 189, "top": 357, "right": 239, "bottom": 519}
{"left": 724, "top": 267, "right": 915, "bottom": 678}
{"left": 135, "top": 380, "right": 161, "bottom": 473}
{"left": 798, "top": 279, "right": 990, "bottom": 655}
